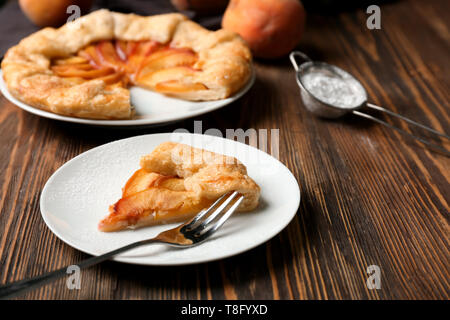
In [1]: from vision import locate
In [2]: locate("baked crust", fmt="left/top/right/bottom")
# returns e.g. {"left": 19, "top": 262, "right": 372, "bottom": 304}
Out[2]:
{"left": 1, "top": 10, "right": 252, "bottom": 119}
{"left": 99, "top": 142, "right": 260, "bottom": 232}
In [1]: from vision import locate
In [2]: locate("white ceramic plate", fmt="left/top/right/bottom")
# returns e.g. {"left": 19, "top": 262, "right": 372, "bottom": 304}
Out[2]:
{"left": 0, "top": 69, "right": 255, "bottom": 127}
{"left": 40, "top": 133, "right": 301, "bottom": 265}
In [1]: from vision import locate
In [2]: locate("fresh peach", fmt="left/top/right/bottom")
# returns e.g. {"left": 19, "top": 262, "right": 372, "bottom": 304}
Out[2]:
{"left": 222, "top": 0, "right": 306, "bottom": 59}
{"left": 19, "top": 0, "right": 93, "bottom": 28}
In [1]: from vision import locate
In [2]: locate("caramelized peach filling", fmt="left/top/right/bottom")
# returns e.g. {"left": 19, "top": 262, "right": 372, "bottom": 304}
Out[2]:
{"left": 98, "top": 168, "right": 215, "bottom": 232}
{"left": 51, "top": 40, "right": 208, "bottom": 93}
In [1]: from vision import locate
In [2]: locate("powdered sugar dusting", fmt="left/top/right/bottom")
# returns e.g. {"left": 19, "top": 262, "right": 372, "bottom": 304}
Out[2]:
{"left": 301, "top": 68, "right": 366, "bottom": 109}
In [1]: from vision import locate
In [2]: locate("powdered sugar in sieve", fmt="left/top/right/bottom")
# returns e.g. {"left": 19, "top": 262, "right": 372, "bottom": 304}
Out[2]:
{"left": 300, "top": 67, "right": 367, "bottom": 109}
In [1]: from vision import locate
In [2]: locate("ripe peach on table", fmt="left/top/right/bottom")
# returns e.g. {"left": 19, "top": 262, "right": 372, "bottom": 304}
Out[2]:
{"left": 19, "top": 0, "right": 93, "bottom": 27}
{"left": 222, "top": 0, "right": 306, "bottom": 59}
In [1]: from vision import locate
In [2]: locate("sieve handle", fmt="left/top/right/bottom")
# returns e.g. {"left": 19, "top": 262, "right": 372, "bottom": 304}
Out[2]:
{"left": 366, "top": 103, "right": 450, "bottom": 140}
{"left": 290, "top": 51, "right": 312, "bottom": 72}
{"left": 352, "top": 109, "right": 449, "bottom": 156}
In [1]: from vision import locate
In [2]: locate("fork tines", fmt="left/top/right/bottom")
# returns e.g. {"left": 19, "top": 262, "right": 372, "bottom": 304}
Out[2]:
{"left": 183, "top": 191, "right": 244, "bottom": 238}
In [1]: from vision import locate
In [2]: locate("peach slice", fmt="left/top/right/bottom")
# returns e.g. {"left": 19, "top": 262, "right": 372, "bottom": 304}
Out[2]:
{"left": 122, "top": 169, "right": 185, "bottom": 197}
{"left": 144, "top": 48, "right": 196, "bottom": 65}
{"left": 52, "top": 66, "right": 114, "bottom": 79}
{"left": 96, "top": 71, "right": 127, "bottom": 85}
{"left": 144, "top": 48, "right": 186, "bottom": 61}
{"left": 99, "top": 188, "right": 185, "bottom": 232}
{"left": 78, "top": 44, "right": 102, "bottom": 67}
{"left": 96, "top": 41, "right": 126, "bottom": 71}
{"left": 115, "top": 40, "right": 130, "bottom": 61}
{"left": 52, "top": 40, "right": 202, "bottom": 95}
{"left": 137, "top": 50, "right": 197, "bottom": 79}
{"left": 53, "top": 56, "right": 88, "bottom": 65}
{"left": 155, "top": 80, "right": 208, "bottom": 93}
{"left": 115, "top": 40, "right": 148, "bottom": 59}
{"left": 126, "top": 41, "right": 161, "bottom": 75}
{"left": 98, "top": 187, "right": 212, "bottom": 232}
{"left": 136, "top": 66, "right": 195, "bottom": 85}
{"left": 122, "top": 169, "right": 163, "bottom": 197}
{"left": 51, "top": 63, "right": 95, "bottom": 74}
{"left": 135, "top": 41, "right": 161, "bottom": 56}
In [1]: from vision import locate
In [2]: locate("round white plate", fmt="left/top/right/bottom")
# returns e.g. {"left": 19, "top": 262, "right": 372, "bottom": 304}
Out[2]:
{"left": 0, "top": 69, "right": 255, "bottom": 127}
{"left": 40, "top": 133, "right": 301, "bottom": 265}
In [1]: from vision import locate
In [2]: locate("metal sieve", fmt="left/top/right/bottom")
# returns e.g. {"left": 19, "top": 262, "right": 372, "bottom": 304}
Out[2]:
{"left": 290, "top": 51, "right": 449, "bottom": 155}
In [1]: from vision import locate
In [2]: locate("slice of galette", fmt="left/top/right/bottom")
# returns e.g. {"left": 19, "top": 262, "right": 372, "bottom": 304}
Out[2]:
{"left": 99, "top": 142, "right": 260, "bottom": 232}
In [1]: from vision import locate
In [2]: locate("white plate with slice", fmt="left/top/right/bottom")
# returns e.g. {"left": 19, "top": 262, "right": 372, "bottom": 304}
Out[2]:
{"left": 40, "top": 132, "right": 301, "bottom": 265}
{"left": 0, "top": 69, "right": 255, "bottom": 127}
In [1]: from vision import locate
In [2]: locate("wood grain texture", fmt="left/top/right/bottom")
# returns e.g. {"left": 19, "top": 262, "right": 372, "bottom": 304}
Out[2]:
{"left": 0, "top": 0, "right": 449, "bottom": 300}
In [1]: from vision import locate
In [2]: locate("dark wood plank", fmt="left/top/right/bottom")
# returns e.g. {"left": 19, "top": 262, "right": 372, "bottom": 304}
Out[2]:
{"left": 0, "top": 0, "right": 448, "bottom": 300}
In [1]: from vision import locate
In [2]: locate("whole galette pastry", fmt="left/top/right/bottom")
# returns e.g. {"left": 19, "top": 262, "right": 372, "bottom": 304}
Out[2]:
{"left": 99, "top": 142, "right": 260, "bottom": 232}
{"left": 1, "top": 9, "right": 252, "bottom": 119}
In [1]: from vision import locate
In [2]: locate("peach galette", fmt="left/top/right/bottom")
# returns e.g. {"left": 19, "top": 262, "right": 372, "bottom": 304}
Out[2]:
{"left": 99, "top": 142, "right": 260, "bottom": 232}
{"left": 1, "top": 9, "right": 252, "bottom": 120}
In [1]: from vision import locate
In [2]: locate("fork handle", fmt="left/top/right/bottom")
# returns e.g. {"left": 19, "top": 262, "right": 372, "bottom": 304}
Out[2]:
{"left": 0, "top": 238, "right": 159, "bottom": 300}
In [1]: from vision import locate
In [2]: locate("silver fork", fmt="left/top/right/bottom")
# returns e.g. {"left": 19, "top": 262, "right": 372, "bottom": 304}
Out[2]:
{"left": 0, "top": 191, "right": 244, "bottom": 299}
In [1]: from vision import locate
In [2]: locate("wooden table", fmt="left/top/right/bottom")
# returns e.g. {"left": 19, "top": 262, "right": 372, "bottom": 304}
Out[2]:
{"left": 0, "top": 0, "right": 448, "bottom": 300}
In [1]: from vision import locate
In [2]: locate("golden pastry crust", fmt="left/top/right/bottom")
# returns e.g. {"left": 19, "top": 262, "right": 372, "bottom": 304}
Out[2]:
{"left": 140, "top": 142, "right": 260, "bottom": 210}
{"left": 99, "top": 142, "right": 260, "bottom": 232}
{"left": 1, "top": 9, "right": 252, "bottom": 120}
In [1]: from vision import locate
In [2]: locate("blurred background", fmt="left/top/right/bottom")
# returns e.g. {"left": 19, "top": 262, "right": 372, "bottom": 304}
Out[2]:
{"left": 0, "top": 0, "right": 391, "bottom": 58}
